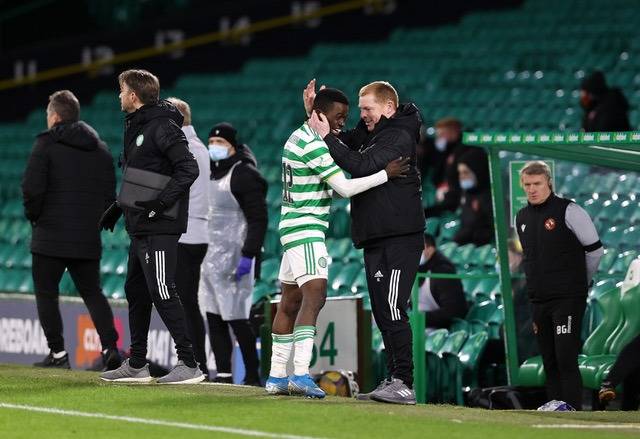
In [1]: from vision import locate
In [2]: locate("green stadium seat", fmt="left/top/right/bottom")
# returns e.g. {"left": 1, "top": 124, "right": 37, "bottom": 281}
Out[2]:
{"left": 259, "top": 258, "right": 280, "bottom": 286}
{"left": 326, "top": 238, "right": 353, "bottom": 261}
{"left": 608, "top": 250, "right": 638, "bottom": 276}
{"left": 103, "top": 275, "right": 125, "bottom": 299}
{"left": 597, "top": 248, "right": 618, "bottom": 275}
{"left": 438, "top": 218, "right": 461, "bottom": 243}
{"left": 349, "top": 269, "right": 367, "bottom": 295}
{"left": 601, "top": 226, "right": 625, "bottom": 250}
{"left": 452, "top": 331, "right": 489, "bottom": 404}
{"left": 252, "top": 281, "right": 274, "bottom": 304}
{"left": 438, "top": 241, "right": 458, "bottom": 260}
{"left": 580, "top": 285, "right": 640, "bottom": 389}
{"left": 424, "top": 328, "right": 448, "bottom": 402}
{"left": 450, "top": 243, "right": 476, "bottom": 269}
{"left": 620, "top": 226, "right": 640, "bottom": 251}
{"left": 330, "top": 262, "right": 361, "bottom": 295}
{"left": 438, "top": 330, "right": 469, "bottom": 403}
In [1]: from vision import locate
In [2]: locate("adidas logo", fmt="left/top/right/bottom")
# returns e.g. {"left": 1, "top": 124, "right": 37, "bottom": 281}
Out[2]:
{"left": 374, "top": 271, "right": 384, "bottom": 282}
{"left": 397, "top": 389, "right": 412, "bottom": 397}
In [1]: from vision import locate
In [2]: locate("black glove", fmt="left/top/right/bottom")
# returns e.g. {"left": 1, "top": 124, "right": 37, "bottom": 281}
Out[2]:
{"left": 135, "top": 199, "right": 166, "bottom": 221}
{"left": 99, "top": 202, "right": 123, "bottom": 232}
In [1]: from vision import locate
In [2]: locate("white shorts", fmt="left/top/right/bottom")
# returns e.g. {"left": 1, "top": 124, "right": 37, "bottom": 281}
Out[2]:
{"left": 278, "top": 241, "right": 329, "bottom": 287}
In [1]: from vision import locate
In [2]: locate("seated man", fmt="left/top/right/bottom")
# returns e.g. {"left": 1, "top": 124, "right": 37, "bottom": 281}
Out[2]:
{"left": 417, "top": 233, "right": 467, "bottom": 330}
{"left": 453, "top": 148, "right": 494, "bottom": 246}
{"left": 599, "top": 333, "right": 640, "bottom": 411}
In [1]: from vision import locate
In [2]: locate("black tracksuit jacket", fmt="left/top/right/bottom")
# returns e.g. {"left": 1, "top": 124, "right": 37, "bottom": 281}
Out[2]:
{"left": 323, "top": 103, "right": 425, "bottom": 248}
{"left": 120, "top": 100, "right": 199, "bottom": 236}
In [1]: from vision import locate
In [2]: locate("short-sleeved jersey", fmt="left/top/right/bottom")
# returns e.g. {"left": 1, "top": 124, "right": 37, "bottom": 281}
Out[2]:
{"left": 278, "top": 122, "right": 341, "bottom": 250}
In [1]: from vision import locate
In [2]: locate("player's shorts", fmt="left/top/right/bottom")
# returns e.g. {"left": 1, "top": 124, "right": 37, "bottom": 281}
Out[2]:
{"left": 278, "top": 241, "right": 329, "bottom": 287}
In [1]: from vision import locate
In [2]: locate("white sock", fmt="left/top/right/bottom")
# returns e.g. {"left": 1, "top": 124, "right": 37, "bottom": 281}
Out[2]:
{"left": 270, "top": 333, "right": 293, "bottom": 378}
{"left": 52, "top": 350, "right": 67, "bottom": 359}
{"left": 293, "top": 326, "right": 315, "bottom": 376}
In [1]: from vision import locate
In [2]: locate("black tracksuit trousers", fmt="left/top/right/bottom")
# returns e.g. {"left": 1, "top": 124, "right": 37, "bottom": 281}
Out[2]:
{"left": 363, "top": 232, "right": 423, "bottom": 388}
{"left": 531, "top": 297, "right": 586, "bottom": 410}
{"left": 125, "top": 234, "right": 196, "bottom": 368}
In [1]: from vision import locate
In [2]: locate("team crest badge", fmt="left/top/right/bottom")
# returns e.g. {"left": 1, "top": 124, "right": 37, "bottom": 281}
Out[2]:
{"left": 318, "top": 257, "right": 327, "bottom": 268}
{"left": 544, "top": 218, "right": 556, "bottom": 231}
{"left": 136, "top": 134, "right": 144, "bottom": 146}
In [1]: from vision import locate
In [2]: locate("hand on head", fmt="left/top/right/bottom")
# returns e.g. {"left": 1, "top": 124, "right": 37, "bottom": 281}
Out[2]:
{"left": 308, "top": 110, "right": 331, "bottom": 138}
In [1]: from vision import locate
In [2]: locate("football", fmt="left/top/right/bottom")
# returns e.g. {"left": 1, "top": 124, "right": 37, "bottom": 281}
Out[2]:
{"left": 318, "top": 370, "right": 355, "bottom": 397}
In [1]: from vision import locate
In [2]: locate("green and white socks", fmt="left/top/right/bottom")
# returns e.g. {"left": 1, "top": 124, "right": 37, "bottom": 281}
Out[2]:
{"left": 270, "top": 333, "right": 293, "bottom": 378}
{"left": 269, "top": 326, "right": 316, "bottom": 378}
{"left": 293, "top": 326, "right": 315, "bottom": 376}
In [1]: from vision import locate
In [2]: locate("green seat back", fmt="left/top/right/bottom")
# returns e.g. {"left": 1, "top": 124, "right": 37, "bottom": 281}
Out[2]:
{"left": 425, "top": 328, "right": 449, "bottom": 353}
{"left": 438, "top": 330, "right": 468, "bottom": 356}
{"left": 609, "top": 285, "right": 640, "bottom": 354}
{"left": 582, "top": 288, "right": 621, "bottom": 356}
{"left": 466, "top": 299, "right": 498, "bottom": 322}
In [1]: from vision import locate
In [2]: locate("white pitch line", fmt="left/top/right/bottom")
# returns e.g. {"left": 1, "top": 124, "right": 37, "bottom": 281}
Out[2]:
{"left": 0, "top": 402, "right": 325, "bottom": 439}
{"left": 533, "top": 423, "right": 640, "bottom": 430}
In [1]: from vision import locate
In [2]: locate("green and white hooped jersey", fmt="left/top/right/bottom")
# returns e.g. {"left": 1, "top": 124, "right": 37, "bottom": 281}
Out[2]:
{"left": 279, "top": 122, "right": 341, "bottom": 250}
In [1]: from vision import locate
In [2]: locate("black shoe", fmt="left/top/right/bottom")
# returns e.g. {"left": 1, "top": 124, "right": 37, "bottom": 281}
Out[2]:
{"left": 34, "top": 351, "right": 70, "bottom": 369}
{"left": 212, "top": 375, "right": 233, "bottom": 384}
{"left": 102, "top": 348, "right": 122, "bottom": 371}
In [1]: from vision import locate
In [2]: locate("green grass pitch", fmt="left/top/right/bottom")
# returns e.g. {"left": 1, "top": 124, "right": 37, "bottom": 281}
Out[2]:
{"left": 0, "top": 364, "right": 638, "bottom": 439}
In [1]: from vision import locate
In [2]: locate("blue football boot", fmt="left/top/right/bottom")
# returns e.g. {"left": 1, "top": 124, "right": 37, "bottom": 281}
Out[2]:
{"left": 265, "top": 376, "right": 290, "bottom": 395}
{"left": 288, "top": 374, "right": 326, "bottom": 399}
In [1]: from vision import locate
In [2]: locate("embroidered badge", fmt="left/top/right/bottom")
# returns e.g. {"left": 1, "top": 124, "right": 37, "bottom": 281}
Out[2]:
{"left": 544, "top": 218, "right": 556, "bottom": 231}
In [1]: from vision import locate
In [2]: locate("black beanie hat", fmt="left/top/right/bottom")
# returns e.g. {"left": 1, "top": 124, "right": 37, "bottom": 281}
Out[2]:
{"left": 580, "top": 71, "right": 608, "bottom": 97}
{"left": 209, "top": 122, "right": 237, "bottom": 147}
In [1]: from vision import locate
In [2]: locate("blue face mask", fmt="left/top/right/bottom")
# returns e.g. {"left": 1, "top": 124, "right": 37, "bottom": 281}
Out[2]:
{"left": 460, "top": 178, "right": 476, "bottom": 190}
{"left": 434, "top": 137, "right": 447, "bottom": 152}
{"left": 208, "top": 143, "right": 230, "bottom": 161}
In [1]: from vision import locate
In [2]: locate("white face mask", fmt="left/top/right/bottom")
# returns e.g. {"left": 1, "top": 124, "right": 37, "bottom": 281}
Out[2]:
{"left": 460, "top": 178, "right": 476, "bottom": 191}
{"left": 435, "top": 137, "right": 447, "bottom": 152}
{"left": 208, "top": 143, "right": 230, "bottom": 161}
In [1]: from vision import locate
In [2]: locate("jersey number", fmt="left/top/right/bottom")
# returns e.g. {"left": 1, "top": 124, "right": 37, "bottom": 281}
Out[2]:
{"left": 282, "top": 162, "right": 294, "bottom": 203}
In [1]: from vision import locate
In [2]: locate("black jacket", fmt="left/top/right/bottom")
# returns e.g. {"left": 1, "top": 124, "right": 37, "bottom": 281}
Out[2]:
{"left": 121, "top": 100, "right": 198, "bottom": 236}
{"left": 582, "top": 88, "right": 631, "bottom": 132}
{"left": 516, "top": 194, "right": 588, "bottom": 302}
{"left": 22, "top": 121, "right": 116, "bottom": 259}
{"left": 454, "top": 148, "right": 494, "bottom": 246}
{"left": 211, "top": 144, "right": 268, "bottom": 260}
{"left": 418, "top": 250, "right": 467, "bottom": 328}
{"left": 324, "top": 103, "right": 425, "bottom": 248}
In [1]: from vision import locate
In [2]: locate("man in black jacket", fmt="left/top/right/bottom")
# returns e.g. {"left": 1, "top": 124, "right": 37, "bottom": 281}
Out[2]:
{"left": 418, "top": 233, "right": 467, "bottom": 329}
{"left": 308, "top": 80, "right": 425, "bottom": 404}
{"left": 201, "top": 122, "right": 267, "bottom": 386}
{"left": 454, "top": 148, "right": 494, "bottom": 246}
{"left": 516, "top": 161, "right": 604, "bottom": 410}
{"left": 22, "top": 90, "right": 120, "bottom": 370}
{"left": 422, "top": 118, "right": 469, "bottom": 218}
{"left": 580, "top": 71, "right": 631, "bottom": 132}
{"left": 99, "top": 69, "right": 203, "bottom": 384}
